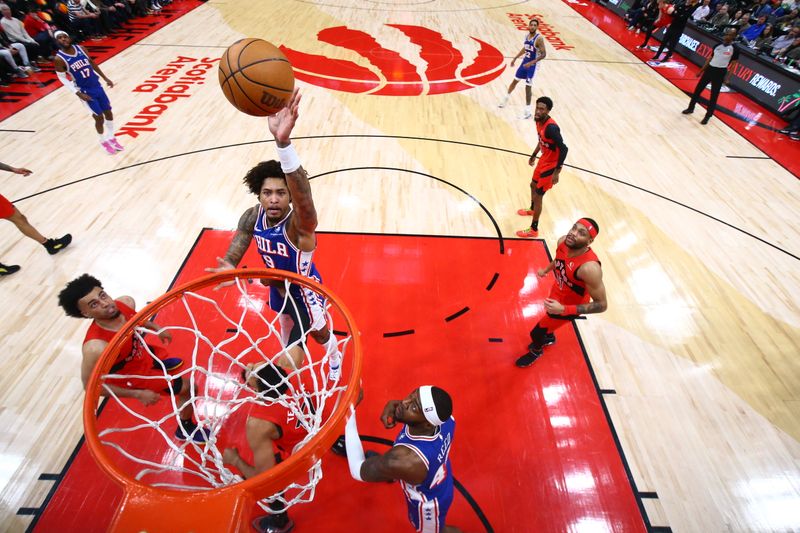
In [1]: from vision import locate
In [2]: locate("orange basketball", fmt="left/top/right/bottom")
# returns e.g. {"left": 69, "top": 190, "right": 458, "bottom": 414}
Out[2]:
{"left": 56, "top": 2, "right": 68, "bottom": 14}
{"left": 218, "top": 38, "right": 295, "bottom": 117}
{"left": 35, "top": 0, "right": 46, "bottom": 5}
{"left": 39, "top": 11, "right": 51, "bottom": 21}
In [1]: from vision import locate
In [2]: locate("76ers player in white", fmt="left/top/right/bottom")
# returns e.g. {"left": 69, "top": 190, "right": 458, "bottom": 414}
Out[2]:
{"left": 53, "top": 31, "right": 123, "bottom": 155}
{"left": 345, "top": 386, "right": 461, "bottom": 533}
{"left": 208, "top": 89, "right": 342, "bottom": 381}
{"left": 498, "top": 18, "right": 547, "bottom": 119}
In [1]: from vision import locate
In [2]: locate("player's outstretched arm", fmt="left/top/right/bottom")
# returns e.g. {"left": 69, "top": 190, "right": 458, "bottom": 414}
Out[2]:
{"left": 345, "top": 408, "right": 427, "bottom": 484}
{"left": 215, "top": 206, "right": 258, "bottom": 268}
{"left": 269, "top": 89, "right": 318, "bottom": 250}
{"left": 0, "top": 162, "right": 31, "bottom": 175}
{"left": 359, "top": 446, "right": 428, "bottom": 484}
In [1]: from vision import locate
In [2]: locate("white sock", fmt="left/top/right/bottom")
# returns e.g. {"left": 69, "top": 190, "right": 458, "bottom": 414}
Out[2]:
{"left": 98, "top": 132, "right": 106, "bottom": 143}
{"left": 104, "top": 120, "right": 115, "bottom": 139}
{"left": 324, "top": 335, "right": 341, "bottom": 369}
{"left": 525, "top": 105, "right": 532, "bottom": 113}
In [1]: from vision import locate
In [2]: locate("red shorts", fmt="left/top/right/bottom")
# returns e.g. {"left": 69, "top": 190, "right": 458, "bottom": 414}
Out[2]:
{"left": 0, "top": 194, "right": 14, "bottom": 219}
{"left": 105, "top": 346, "right": 181, "bottom": 393}
{"left": 532, "top": 164, "right": 558, "bottom": 194}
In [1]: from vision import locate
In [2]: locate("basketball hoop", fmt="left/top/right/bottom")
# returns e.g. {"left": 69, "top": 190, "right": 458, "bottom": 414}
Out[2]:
{"left": 83, "top": 269, "right": 362, "bottom": 533}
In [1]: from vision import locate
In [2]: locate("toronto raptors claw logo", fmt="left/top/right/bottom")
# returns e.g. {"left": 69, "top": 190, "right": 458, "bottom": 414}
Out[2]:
{"left": 279, "top": 25, "right": 505, "bottom": 96}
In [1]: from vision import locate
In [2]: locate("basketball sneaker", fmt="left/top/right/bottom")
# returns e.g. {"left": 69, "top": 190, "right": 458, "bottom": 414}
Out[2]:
{"left": 516, "top": 227, "right": 538, "bottom": 238}
{"left": 175, "top": 420, "right": 211, "bottom": 443}
{"left": 154, "top": 357, "right": 183, "bottom": 372}
{"left": 0, "top": 263, "right": 21, "bottom": 276}
{"left": 498, "top": 95, "right": 509, "bottom": 108}
{"left": 519, "top": 110, "right": 532, "bottom": 119}
{"left": 328, "top": 363, "right": 341, "bottom": 382}
{"left": 529, "top": 334, "right": 556, "bottom": 353}
{"left": 109, "top": 138, "right": 124, "bottom": 151}
{"left": 100, "top": 140, "right": 116, "bottom": 155}
{"left": 252, "top": 515, "right": 294, "bottom": 533}
{"left": 517, "top": 208, "right": 534, "bottom": 216}
{"left": 44, "top": 234, "right": 72, "bottom": 255}
{"left": 515, "top": 348, "right": 543, "bottom": 368}
{"left": 330, "top": 435, "right": 346, "bottom": 457}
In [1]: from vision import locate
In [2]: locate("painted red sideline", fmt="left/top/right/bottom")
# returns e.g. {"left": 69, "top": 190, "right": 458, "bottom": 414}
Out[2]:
{"left": 559, "top": 0, "right": 799, "bottom": 177}
{"left": 0, "top": 0, "right": 203, "bottom": 123}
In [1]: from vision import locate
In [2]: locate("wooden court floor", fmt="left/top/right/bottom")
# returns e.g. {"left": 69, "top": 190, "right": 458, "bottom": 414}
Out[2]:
{"left": 0, "top": 0, "right": 798, "bottom": 531}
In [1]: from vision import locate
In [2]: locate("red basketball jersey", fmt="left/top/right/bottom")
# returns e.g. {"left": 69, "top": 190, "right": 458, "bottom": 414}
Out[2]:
{"left": 549, "top": 242, "right": 601, "bottom": 305}
{"left": 83, "top": 300, "right": 143, "bottom": 366}
{"left": 248, "top": 371, "right": 323, "bottom": 460}
{"left": 536, "top": 116, "right": 561, "bottom": 167}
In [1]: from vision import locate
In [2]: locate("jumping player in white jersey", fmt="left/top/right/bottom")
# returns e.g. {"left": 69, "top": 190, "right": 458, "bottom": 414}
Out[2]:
{"left": 207, "top": 89, "right": 342, "bottom": 381}
{"left": 345, "top": 386, "right": 461, "bottom": 533}
{"left": 53, "top": 30, "right": 123, "bottom": 155}
{"left": 498, "top": 18, "right": 546, "bottom": 119}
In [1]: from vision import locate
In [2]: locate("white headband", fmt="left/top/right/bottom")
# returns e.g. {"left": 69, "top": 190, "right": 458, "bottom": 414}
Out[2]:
{"left": 419, "top": 385, "right": 444, "bottom": 426}
{"left": 54, "top": 31, "right": 68, "bottom": 39}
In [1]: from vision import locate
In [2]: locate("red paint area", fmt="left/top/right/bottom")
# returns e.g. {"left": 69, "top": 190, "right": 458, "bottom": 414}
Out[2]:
{"left": 0, "top": 1, "right": 204, "bottom": 122}
{"left": 561, "top": 0, "right": 800, "bottom": 177}
{"left": 34, "top": 231, "right": 645, "bottom": 532}
{"left": 281, "top": 25, "right": 505, "bottom": 96}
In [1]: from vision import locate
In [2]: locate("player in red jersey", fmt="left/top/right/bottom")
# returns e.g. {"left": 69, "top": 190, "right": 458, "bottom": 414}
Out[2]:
{"left": 58, "top": 274, "right": 208, "bottom": 442}
{"left": 516, "top": 96, "right": 568, "bottom": 238}
{"left": 516, "top": 218, "right": 608, "bottom": 367}
{"left": 1, "top": 162, "right": 72, "bottom": 276}
{"left": 223, "top": 363, "right": 314, "bottom": 533}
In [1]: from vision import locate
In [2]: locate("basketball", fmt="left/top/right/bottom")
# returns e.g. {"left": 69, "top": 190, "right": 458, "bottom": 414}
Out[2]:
{"left": 218, "top": 38, "right": 295, "bottom": 117}
{"left": 40, "top": 11, "right": 51, "bottom": 21}
{"left": 56, "top": 2, "right": 67, "bottom": 14}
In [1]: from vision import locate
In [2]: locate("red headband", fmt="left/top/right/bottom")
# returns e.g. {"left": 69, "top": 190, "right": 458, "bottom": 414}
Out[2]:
{"left": 577, "top": 218, "right": 598, "bottom": 238}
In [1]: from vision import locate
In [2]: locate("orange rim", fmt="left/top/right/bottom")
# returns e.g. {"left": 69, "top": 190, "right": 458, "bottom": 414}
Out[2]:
{"left": 83, "top": 268, "right": 362, "bottom": 504}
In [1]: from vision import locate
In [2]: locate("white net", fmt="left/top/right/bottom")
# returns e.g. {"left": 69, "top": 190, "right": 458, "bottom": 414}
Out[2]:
{"left": 89, "top": 272, "right": 354, "bottom": 514}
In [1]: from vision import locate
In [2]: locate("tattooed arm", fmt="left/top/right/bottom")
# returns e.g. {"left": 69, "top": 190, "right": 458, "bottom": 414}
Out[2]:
{"left": 205, "top": 206, "right": 258, "bottom": 280}
{"left": 575, "top": 261, "right": 608, "bottom": 315}
{"left": 223, "top": 206, "right": 259, "bottom": 266}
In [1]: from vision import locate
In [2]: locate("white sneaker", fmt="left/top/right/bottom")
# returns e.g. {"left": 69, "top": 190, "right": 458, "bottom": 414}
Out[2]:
{"left": 498, "top": 97, "right": 509, "bottom": 108}
{"left": 519, "top": 111, "right": 532, "bottom": 119}
{"left": 328, "top": 364, "right": 341, "bottom": 382}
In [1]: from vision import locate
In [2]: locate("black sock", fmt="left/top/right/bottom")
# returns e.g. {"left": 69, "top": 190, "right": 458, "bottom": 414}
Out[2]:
{"left": 531, "top": 219, "right": 539, "bottom": 231}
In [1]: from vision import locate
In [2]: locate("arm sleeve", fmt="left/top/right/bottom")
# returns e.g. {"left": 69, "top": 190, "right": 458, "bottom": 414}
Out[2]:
{"left": 344, "top": 409, "right": 366, "bottom": 481}
{"left": 546, "top": 124, "right": 569, "bottom": 168}
{"left": 56, "top": 70, "right": 80, "bottom": 93}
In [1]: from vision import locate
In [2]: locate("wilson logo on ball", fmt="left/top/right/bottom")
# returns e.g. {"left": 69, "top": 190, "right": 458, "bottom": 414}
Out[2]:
{"left": 279, "top": 25, "right": 505, "bottom": 96}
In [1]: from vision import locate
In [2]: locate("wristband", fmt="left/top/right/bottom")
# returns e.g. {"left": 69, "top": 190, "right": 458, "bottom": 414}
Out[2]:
{"left": 563, "top": 305, "right": 578, "bottom": 315}
{"left": 276, "top": 144, "right": 301, "bottom": 174}
{"left": 344, "top": 408, "right": 365, "bottom": 481}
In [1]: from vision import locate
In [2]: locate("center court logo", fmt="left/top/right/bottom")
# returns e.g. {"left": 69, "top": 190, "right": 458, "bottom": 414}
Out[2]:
{"left": 279, "top": 25, "right": 505, "bottom": 96}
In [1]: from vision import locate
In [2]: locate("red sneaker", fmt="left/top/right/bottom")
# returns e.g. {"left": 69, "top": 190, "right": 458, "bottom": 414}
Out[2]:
{"left": 516, "top": 227, "right": 538, "bottom": 238}
{"left": 517, "top": 208, "right": 534, "bottom": 216}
